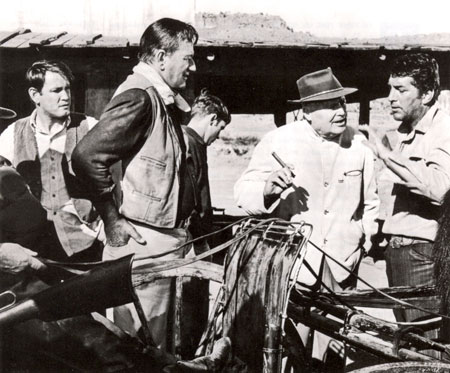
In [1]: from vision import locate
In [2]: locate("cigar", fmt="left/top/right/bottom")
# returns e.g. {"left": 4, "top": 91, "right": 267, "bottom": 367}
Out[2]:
{"left": 271, "top": 152, "right": 296, "bottom": 177}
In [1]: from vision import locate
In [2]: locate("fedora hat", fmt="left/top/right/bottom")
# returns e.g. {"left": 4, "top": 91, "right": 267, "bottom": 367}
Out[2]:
{"left": 0, "top": 106, "right": 16, "bottom": 120}
{"left": 288, "top": 67, "right": 357, "bottom": 103}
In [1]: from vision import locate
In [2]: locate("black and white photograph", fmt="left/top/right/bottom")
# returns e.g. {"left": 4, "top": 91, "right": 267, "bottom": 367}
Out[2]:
{"left": 1, "top": 0, "right": 450, "bottom": 371}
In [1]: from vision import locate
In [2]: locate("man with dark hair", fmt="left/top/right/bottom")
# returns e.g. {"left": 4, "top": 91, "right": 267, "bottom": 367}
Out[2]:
{"left": 189, "top": 89, "right": 231, "bottom": 143}
{"left": 72, "top": 18, "right": 198, "bottom": 350}
{"left": 176, "top": 90, "right": 231, "bottom": 356}
{"left": 184, "top": 89, "right": 231, "bottom": 238}
{"left": 0, "top": 60, "right": 102, "bottom": 262}
{"left": 368, "top": 53, "right": 450, "bottom": 344}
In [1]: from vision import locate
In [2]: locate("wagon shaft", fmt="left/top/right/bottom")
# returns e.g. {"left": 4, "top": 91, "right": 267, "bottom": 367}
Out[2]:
{"left": 288, "top": 288, "right": 450, "bottom": 362}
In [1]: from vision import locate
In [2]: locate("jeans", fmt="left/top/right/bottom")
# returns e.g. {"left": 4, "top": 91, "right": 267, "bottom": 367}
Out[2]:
{"left": 385, "top": 242, "right": 439, "bottom": 355}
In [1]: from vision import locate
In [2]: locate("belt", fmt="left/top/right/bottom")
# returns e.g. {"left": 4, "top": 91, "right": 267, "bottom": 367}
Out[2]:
{"left": 389, "top": 235, "right": 432, "bottom": 249}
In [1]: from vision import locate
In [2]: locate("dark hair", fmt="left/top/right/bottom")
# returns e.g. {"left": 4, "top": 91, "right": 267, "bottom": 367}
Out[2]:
{"left": 26, "top": 60, "right": 74, "bottom": 92}
{"left": 139, "top": 18, "right": 198, "bottom": 62}
{"left": 191, "top": 88, "right": 231, "bottom": 124}
{"left": 391, "top": 53, "right": 440, "bottom": 104}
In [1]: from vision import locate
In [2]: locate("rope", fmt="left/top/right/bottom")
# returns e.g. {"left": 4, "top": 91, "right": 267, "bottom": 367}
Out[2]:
{"left": 133, "top": 216, "right": 252, "bottom": 261}
{"left": 306, "top": 239, "right": 450, "bottom": 323}
{"left": 132, "top": 218, "right": 284, "bottom": 275}
{"left": 38, "top": 216, "right": 253, "bottom": 275}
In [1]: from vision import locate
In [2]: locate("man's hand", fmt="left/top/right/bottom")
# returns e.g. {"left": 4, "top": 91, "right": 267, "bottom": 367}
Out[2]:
{"left": 263, "top": 167, "right": 294, "bottom": 208}
{"left": 96, "top": 199, "right": 146, "bottom": 247}
{"left": 0, "top": 243, "right": 46, "bottom": 274}
{"left": 364, "top": 127, "right": 391, "bottom": 161}
{"left": 104, "top": 216, "right": 146, "bottom": 247}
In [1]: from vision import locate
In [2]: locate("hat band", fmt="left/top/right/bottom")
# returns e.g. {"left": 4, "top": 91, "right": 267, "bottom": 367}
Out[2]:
{"left": 301, "top": 87, "right": 344, "bottom": 101}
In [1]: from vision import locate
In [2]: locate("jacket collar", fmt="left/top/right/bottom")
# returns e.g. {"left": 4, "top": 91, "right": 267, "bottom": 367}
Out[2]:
{"left": 133, "top": 62, "right": 190, "bottom": 113}
{"left": 184, "top": 125, "right": 206, "bottom": 147}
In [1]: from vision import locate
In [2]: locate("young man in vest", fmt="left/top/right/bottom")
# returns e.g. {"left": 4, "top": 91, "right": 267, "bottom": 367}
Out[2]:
{"left": 72, "top": 18, "right": 198, "bottom": 350}
{"left": 0, "top": 60, "right": 103, "bottom": 262}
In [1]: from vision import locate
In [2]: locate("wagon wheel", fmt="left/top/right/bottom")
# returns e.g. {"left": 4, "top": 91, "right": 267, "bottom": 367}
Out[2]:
{"left": 349, "top": 361, "right": 450, "bottom": 372}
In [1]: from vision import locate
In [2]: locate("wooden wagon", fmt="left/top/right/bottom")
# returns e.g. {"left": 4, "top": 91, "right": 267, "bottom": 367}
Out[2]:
{"left": 1, "top": 217, "right": 450, "bottom": 372}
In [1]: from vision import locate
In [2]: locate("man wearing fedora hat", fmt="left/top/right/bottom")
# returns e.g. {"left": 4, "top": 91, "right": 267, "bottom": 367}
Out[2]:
{"left": 235, "top": 67, "right": 379, "bottom": 360}
{"left": 235, "top": 67, "right": 379, "bottom": 288}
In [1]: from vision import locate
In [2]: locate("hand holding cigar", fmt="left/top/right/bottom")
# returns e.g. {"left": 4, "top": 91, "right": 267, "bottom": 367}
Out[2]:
{"left": 263, "top": 152, "right": 296, "bottom": 208}
{"left": 272, "top": 152, "right": 296, "bottom": 177}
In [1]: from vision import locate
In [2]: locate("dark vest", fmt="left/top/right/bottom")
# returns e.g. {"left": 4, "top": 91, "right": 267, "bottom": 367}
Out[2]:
{"left": 13, "top": 113, "right": 98, "bottom": 224}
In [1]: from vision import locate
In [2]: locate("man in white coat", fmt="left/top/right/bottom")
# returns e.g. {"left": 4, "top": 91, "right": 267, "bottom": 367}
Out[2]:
{"left": 234, "top": 68, "right": 379, "bottom": 362}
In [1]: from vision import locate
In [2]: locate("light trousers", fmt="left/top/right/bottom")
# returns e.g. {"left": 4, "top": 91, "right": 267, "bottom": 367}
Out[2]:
{"left": 103, "top": 222, "right": 189, "bottom": 351}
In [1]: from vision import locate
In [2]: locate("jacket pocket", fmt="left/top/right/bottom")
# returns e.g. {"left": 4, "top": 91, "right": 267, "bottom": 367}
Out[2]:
{"left": 126, "top": 155, "right": 170, "bottom": 200}
{"left": 140, "top": 155, "right": 166, "bottom": 169}
{"left": 344, "top": 169, "right": 362, "bottom": 178}
{"left": 132, "top": 189, "right": 162, "bottom": 202}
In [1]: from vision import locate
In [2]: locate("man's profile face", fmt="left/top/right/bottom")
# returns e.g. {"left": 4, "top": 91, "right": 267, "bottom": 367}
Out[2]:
{"left": 306, "top": 97, "right": 347, "bottom": 139}
{"left": 388, "top": 75, "right": 424, "bottom": 122}
{"left": 205, "top": 119, "right": 227, "bottom": 145}
{"left": 162, "top": 40, "right": 196, "bottom": 90}
{"left": 31, "top": 71, "right": 71, "bottom": 119}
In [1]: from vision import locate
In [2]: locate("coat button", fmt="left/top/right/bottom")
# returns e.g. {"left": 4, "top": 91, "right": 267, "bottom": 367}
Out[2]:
{"left": 324, "top": 182, "right": 329, "bottom": 187}
{"left": 324, "top": 209, "right": 329, "bottom": 215}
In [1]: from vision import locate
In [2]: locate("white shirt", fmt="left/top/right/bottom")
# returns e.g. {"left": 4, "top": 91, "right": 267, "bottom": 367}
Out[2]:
{"left": 0, "top": 111, "right": 103, "bottom": 252}
{"left": 0, "top": 110, "right": 97, "bottom": 162}
{"left": 234, "top": 120, "right": 380, "bottom": 284}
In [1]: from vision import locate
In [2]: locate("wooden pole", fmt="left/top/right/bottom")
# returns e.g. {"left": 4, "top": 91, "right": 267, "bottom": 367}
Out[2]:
{"left": 290, "top": 294, "right": 445, "bottom": 353}
{"left": 288, "top": 302, "right": 436, "bottom": 362}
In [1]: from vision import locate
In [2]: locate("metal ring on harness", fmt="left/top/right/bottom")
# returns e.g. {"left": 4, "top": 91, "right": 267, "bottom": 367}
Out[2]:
{"left": 392, "top": 326, "right": 424, "bottom": 357}
{"left": 342, "top": 309, "right": 360, "bottom": 335}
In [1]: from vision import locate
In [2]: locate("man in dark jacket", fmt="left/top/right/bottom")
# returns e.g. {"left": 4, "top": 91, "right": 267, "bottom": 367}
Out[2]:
{"left": 183, "top": 89, "right": 231, "bottom": 243}
{"left": 72, "top": 18, "right": 198, "bottom": 351}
